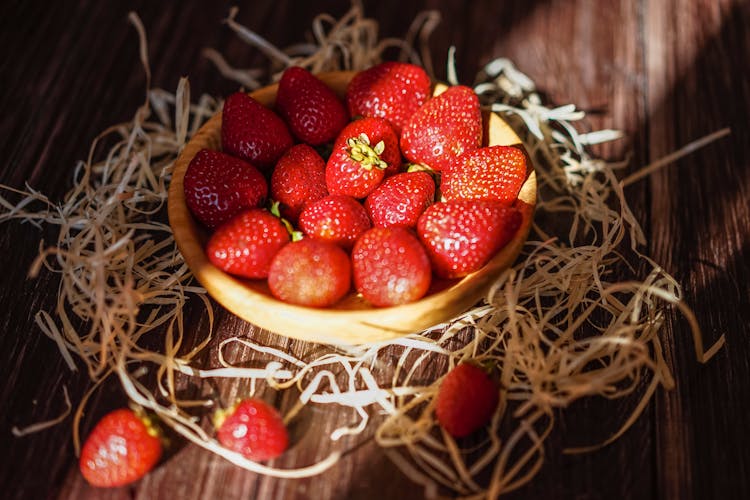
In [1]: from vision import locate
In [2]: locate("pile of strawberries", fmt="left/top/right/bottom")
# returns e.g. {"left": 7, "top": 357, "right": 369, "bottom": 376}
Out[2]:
{"left": 184, "top": 62, "right": 527, "bottom": 308}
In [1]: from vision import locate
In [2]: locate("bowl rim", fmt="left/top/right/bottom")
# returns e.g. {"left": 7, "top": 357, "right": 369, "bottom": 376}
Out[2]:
{"left": 167, "top": 70, "right": 536, "bottom": 344}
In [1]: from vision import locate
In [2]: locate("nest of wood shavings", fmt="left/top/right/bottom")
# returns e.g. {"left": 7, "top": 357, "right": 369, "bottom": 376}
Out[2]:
{"left": 0, "top": 2, "right": 727, "bottom": 498}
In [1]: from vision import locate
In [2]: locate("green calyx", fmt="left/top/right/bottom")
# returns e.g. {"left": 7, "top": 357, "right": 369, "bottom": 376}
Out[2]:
{"left": 458, "top": 359, "right": 497, "bottom": 377}
{"left": 211, "top": 400, "right": 239, "bottom": 430}
{"left": 347, "top": 133, "right": 387, "bottom": 171}
{"left": 128, "top": 403, "right": 167, "bottom": 445}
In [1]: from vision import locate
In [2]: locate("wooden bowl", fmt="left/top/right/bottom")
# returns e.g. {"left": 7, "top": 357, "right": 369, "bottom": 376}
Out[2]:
{"left": 168, "top": 71, "right": 536, "bottom": 344}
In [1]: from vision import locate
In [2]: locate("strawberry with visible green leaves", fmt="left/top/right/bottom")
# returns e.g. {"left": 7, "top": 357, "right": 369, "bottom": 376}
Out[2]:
{"left": 417, "top": 200, "right": 521, "bottom": 278}
{"left": 276, "top": 66, "right": 349, "bottom": 145}
{"left": 268, "top": 239, "right": 351, "bottom": 307}
{"left": 435, "top": 362, "right": 499, "bottom": 437}
{"left": 214, "top": 399, "right": 288, "bottom": 461}
{"left": 364, "top": 171, "right": 435, "bottom": 228}
{"left": 299, "top": 194, "right": 371, "bottom": 250}
{"left": 346, "top": 61, "right": 431, "bottom": 135}
{"left": 442, "top": 145, "right": 527, "bottom": 203}
{"left": 184, "top": 148, "right": 268, "bottom": 229}
{"left": 206, "top": 209, "right": 290, "bottom": 279}
{"left": 221, "top": 91, "right": 293, "bottom": 170}
{"left": 351, "top": 227, "right": 431, "bottom": 307}
{"left": 79, "top": 408, "right": 162, "bottom": 487}
{"left": 325, "top": 117, "right": 400, "bottom": 198}
{"left": 400, "top": 85, "right": 482, "bottom": 172}
{"left": 270, "top": 144, "right": 328, "bottom": 222}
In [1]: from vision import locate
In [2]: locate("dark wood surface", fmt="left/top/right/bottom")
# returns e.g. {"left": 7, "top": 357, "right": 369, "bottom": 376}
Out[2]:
{"left": 1, "top": 1, "right": 749, "bottom": 498}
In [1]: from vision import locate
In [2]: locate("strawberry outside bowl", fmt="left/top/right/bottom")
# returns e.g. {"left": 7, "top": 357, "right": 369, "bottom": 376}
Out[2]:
{"left": 167, "top": 71, "right": 537, "bottom": 345}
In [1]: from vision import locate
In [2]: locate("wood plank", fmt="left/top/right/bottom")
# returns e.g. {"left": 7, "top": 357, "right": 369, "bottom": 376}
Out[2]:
{"left": 646, "top": 1, "right": 750, "bottom": 499}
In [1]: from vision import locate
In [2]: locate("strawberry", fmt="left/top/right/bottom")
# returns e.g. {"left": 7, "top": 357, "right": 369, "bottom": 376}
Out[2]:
{"left": 206, "top": 209, "right": 290, "bottom": 279}
{"left": 214, "top": 398, "right": 288, "bottom": 461}
{"left": 298, "top": 194, "right": 371, "bottom": 249}
{"left": 364, "top": 171, "right": 435, "bottom": 228}
{"left": 400, "top": 85, "right": 482, "bottom": 172}
{"left": 221, "top": 91, "right": 294, "bottom": 170}
{"left": 351, "top": 227, "right": 431, "bottom": 307}
{"left": 346, "top": 61, "right": 431, "bottom": 135}
{"left": 270, "top": 144, "right": 328, "bottom": 222}
{"left": 442, "top": 145, "right": 527, "bottom": 203}
{"left": 276, "top": 66, "right": 349, "bottom": 145}
{"left": 325, "top": 117, "right": 400, "bottom": 198}
{"left": 183, "top": 148, "right": 268, "bottom": 229}
{"left": 268, "top": 239, "right": 351, "bottom": 307}
{"left": 79, "top": 408, "right": 162, "bottom": 488}
{"left": 417, "top": 200, "right": 521, "bottom": 279}
{"left": 435, "top": 363, "right": 499, "bottom": 438}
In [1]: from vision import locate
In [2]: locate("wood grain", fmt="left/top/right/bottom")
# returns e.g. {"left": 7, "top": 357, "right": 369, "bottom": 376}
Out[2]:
{"left": 0, "top": 1, "right": 748, "bottom": 499}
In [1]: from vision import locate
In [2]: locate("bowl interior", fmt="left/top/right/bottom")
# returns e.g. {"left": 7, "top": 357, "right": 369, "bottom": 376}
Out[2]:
{"left": 167, "top": 71, "right": 536, "bottom": 344}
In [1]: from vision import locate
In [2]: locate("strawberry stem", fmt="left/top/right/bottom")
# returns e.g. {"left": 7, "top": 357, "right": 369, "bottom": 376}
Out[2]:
{"left": 269, "top": 200, "right": 283, "bottom": 218}
{"left": 269, "top": 200, "right": 301, "bottom": 241}
{"left": 346, "top": 133, "right": 388, "bottom": 171}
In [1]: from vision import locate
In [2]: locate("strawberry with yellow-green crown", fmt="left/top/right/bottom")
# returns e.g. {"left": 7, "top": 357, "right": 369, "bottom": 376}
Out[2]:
{"left": 79, "top": 408, "right": 163, "bottom": 487}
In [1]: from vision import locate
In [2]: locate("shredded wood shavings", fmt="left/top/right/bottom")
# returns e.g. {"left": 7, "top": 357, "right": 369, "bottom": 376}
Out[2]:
{"left": 12, "top": 386, "right": 72, "bottom": 437}
{"left": 0, "top": 2, "right": 730, "bottom": 498}
{"left": 207, "top": 1, "right": 441, "bottom": 86}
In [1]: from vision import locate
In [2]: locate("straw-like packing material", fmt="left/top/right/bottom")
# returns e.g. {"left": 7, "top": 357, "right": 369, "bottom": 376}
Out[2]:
{"left": 0, "top": 2, "right": 727, "bottom": 498}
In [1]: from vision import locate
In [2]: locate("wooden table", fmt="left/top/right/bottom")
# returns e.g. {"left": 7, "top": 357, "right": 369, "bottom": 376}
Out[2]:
{"left": 1, "top": 1, "right": 748, "bottom": 498}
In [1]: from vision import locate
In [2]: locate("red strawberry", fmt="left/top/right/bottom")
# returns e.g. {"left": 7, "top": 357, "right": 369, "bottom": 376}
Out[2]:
{"left": 79, "top": 408, "right": 162, "bottom": 488}
{"left": 364, "top": 171, "right": 435, "bottom": 228}
{"left": 206, "top": 209, "right": 290, "bottom": 279}
{"left": 325, "top": 117, "right": 400, "bottom": 198}
{"left": 442, "top": 145, "right": 527, "bottom": 203}
{"left": 183, "top": 149, "right": 268, "bottom": 229}
{"left": 276, "top": 66, "right": 349, "bottom": 145}
{"left": 268, "top": 239, "right": 351, "bottom": 307}
{"left": 417, "top": 200, "right": 521, "bottom": 279}
{"left": 270, "top": 144, "right": 328, "bottom": 222}
{"left": 299, "top": 194, "right": 371, "bottom": 249}
{"left": 351, "top": 227, "right": 431, "bottom": 307}
{"left": 435, "top": 363, "right": 499, "bottom": 437}
{"left": 346, "top": 61, "right": 431, "bottom": 135}
{"left": 400, "top": 85, "right": 482, "bottom": 172}
{"left": 221, "top": 91, "right": 294, "bottom": 170}
{"left": 214, "top": 398, "right": 288, "bottom": 461}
